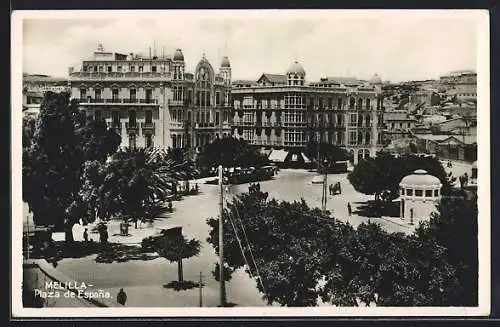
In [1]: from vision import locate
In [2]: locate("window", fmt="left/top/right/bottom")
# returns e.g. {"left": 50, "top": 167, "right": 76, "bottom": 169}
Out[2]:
{"left": 112, "top": 110, "right": 120, "bottom": 125}
{"left": 94, "top": 110, "right": 101, "bottom": 121}
{"left": 348, "top": 130, "right": 357, "bottom": 145}
{"left": 350, "top": 114, "right": 357, "bottom": 126}
{"left": 83, "top": 66, "right": 88, "bottom": 72}
{"left": 129, "top": 134, "right": 136, "bottom": 150}
{"left": 145, "top": 89, "right": 152, "bottom": 102}
{"left": 400, "top": 188, "right": 404, "bottom": 195}
{"left": 145, "top": 110, "right": 152, "bottom": 124}
{"left": 112, "top": 88, "right": 119, "bottom": 100}
{"left": 338, "top": 98, "right": 343, "bottom": 109}
{"left": 95, "top": 89, "right": 101, "bottom": 100}
{"left": 415, "top": 190, "right": 423, "bottom": 197}
{"left": 107, "top": 66, "right": 112, "bottom": 73}
{"left": 117, "top": 66, "right": 122, "bottom": 72}
{"left": 216, "top": 91, "right": 220, "bottom": 105}
{"left": 434, "top": 189, "right": 439, "bottom": 197}
{"left": 98, "top": 66, "right": 103, "bottom": 72}
{"left": 139, "top": 66, "right": 143, "bottom": 73}
{"left": 130, "top": 89, "right": 136, "bottom": 100}
{"left": 357, "top": 98, "right": 363, "bottom": 108}
{"left": 349, "top": 98, "right": 355, "bottom": 109}
{"left": 425, "top": 190, "right": 433, "bottom": 197}
{"left": 406, "top": 189, "right": 413, "bottom": 196}
{"left": 80, "top": 88, "right": 87, "bottom": 100}
{"left": 215, "top": 112, "right": 220, "bottom": 125}
{"left": 366, "top": 98, "right": 371, "bottom": 110}
{"left": 145, "top": 134, "right": 153, "bottom": 148}
{"left": 152, "top": 66, "right": 157, "bottom": 72}
{"left": 94, "top": 66, "right": 98, "bottom": 73}
{"left": 129, "top": 110, "right": 137, "bottom": 126}
{"left": 223, "top": 111, "right": 228, "bottom": 122}
{"left": 130, "top": 65, "right": 135, "bottom": 72}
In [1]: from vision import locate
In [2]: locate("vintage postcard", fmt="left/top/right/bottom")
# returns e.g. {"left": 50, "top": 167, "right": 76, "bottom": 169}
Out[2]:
{"left": 11, "top": 9, "right": 490, "bottom": 317}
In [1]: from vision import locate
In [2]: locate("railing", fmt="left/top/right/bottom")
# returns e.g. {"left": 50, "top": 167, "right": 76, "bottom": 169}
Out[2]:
{"left": 70, "top": 71, "right": 171, "bottom": 80}
{"left": 282, "top": 122, "right": 307, "bottom": 128}
{"left": 79, "top": 98, "right": 158, "bottom": 104}
{"left": 168, "top": 100, "right": 185, "bottom": 106}
{"left": 141, "top": 122, "right": 155, "bottom": 130}
{"left": 125, "top": 122, "right": 139, "bottom": 131}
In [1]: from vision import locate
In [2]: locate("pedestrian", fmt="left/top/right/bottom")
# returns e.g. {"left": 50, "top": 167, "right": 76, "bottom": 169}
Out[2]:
{"left": 117, "top": 288, "right": 127, "bottom": 306}
{"left": 347, "top": 202, "right": 352, "bottom": 216}
{"left": 83, "top": 228, "right": 88, "bottom": 242}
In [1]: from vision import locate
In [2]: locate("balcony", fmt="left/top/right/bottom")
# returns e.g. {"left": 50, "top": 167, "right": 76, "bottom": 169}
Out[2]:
{"left": 195, "top": 122, "right": 217, "bottom": 129}
{"left": 79, "top": 98, "right": 158, "bottom": 105}
{"left": 69, "top": 71, "right": 171, "bottom": 81}
{"left": 141, "top": 122, "right": 156, "bottom": 133}
{"left": 168, "top": 99, "right": 185, "bottom": 106}
{"left": 125, "top": 122, "right": 139, "bottom": 133}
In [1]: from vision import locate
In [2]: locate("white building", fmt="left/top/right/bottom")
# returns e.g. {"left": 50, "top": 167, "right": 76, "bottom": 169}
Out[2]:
{"left": 399, "top": 169, "right": 442, "bottom": 225}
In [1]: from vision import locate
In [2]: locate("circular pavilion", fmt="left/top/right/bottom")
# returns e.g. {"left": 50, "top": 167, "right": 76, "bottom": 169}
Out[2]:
{"left": 399, "top": 169, "right": 442, "bottom": 224}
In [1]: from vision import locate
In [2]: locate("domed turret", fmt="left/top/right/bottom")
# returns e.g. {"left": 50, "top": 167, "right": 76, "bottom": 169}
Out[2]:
{"left": 221, "top": 56, "right": 231, "bottom": 68}
{"left": 287, "top": 61, "right": 306, "bottom": 76}
{"left": 173, "top": 49, "right": 184, "bottom": 61}
{"left": 286, "top": 61, "right": 306, "bottom": 86}
{"left": 400, "top": 169, "right": 442, "bottom": 188}
{"left": 370, "top": 73, "right": 382, "bottom": 85}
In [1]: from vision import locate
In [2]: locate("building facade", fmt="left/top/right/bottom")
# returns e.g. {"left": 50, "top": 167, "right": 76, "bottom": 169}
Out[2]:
{"left": 68, "top": 44, "right": 232, "bottom": 152}
{"left": 22, "top": 74, "right": 69, "bottom": 118}
{"left": 230, "top": 61, "right": 384, "bottom": 164}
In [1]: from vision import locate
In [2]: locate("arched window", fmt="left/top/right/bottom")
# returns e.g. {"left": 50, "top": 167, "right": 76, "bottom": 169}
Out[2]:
{"left": 172, "top": 134, "right": 177, "bottom": 148}
{"left": 357, "top": 98, "right": 363, "bottom": 109}
{"left": 349, "top": 98, "right": 355, "bottom": 109}
{"left": 366, "top": 98, "right": 371, "bottom": 110}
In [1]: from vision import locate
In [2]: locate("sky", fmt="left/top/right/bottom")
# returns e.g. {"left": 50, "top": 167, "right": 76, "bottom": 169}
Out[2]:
{"left": 20, "top": 10, "right": 484, "bottom": 83}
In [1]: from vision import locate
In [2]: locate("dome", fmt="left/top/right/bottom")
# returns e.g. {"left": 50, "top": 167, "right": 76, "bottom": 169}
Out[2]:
{"left": 472, "top": 161, "right": 477, "bottom": 169}
{"left": 400, "top": 169, "right": 442, "bottom": 187}
{"left": 286, "top": 61, "right": 306, "bottom": 76}
{"left": 370, "top": 73, "right": 382, "bottom": 85}
{"left": 173, "top": 49, "right": 184, "bottom": 61}
{"left": 221, "top": 56, "right": 231, "bottom": 68}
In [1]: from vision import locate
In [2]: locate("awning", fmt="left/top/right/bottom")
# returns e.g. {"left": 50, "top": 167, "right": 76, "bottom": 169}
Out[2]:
{"left": 268, "top": 149, "right": 289, "bottom": 163}
{"left": 301, "top": 153, "right": 311, "bottom": 163}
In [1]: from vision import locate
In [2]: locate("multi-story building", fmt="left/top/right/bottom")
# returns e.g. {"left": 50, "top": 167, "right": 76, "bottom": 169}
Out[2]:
{"left": 439, "top": 70, "right": 477, "bottom": 103}
{"left": 382, "top": 111, "right": 417, "bottom": 144}
{"left": 68, "top": 44, "right": 232, "bottom": 152}
{"left": 22, "top": 74, "right": 69, "bottom": 118}
{"left": 231, "top": 61, "right": 384, "bottom": 164}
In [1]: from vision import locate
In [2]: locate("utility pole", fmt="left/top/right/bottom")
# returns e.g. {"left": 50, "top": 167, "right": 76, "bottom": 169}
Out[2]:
{"left": 25, "top": 215, "right": 30, "bottom": 260}
{"left": 218, "top": 165, "right": 227, "bottom": 307}
{"left": 322, "top": 160, "right": 328, "bottom": 214}
{"left": 199, "top": 271, "right": 203, "bottom": 307}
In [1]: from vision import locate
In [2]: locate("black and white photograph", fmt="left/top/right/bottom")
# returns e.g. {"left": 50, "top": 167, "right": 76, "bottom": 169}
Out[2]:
{"left": 12, "top": 9, "right": 490, "bottom": 317}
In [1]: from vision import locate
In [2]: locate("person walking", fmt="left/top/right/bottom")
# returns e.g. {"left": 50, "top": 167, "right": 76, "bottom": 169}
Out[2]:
{"left": 83, "top": 228, "right": 88, "bottom": 242}
{"left": 117, "top": 288, "right": 127, "bottom": 306}
{"left": 347, "top": 202, "right": 352, "bottom": 216}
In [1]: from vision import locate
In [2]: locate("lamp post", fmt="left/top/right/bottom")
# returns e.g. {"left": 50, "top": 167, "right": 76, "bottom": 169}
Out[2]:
{"left": 322, "top": 158, "right": 328, "bottom": 214}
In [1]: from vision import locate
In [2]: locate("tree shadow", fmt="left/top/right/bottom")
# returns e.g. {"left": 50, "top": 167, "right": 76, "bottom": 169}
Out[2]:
{"left": 163, "top": 280, "right": 201, "bottom": 291}
{"left": 353, "top": 200, "right": 400, "bottom": 218}
{"left": 31, "top": 241, "right": 160, "bottom": 264}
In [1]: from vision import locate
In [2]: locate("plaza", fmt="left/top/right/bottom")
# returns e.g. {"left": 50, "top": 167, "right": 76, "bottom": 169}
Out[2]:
{"left": 28, "top": 166, "right": 449, "bottom": 307}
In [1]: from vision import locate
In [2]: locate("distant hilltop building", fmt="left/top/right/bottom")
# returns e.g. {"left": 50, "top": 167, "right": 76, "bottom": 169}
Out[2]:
{"left": 68, "top": 44, "right": 232, "bottom": 152}
{"left": 439, "top": 70, "right": 477, "bottom": 104}
{"left": 231, "top": 63, "right": 385, "bottom": 165}
{"left": 22, "top": 74, "right": 69, "bottom": 118}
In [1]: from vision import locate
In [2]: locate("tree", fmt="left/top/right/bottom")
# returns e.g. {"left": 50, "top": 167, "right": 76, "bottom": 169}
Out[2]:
{"left": 22, "top": 92, "right": 120, "bottom": 242}
{"left": 414, "top": 196, "right": 478, "bottom": 306}
{"left": 348, "top": 151, "right": 454, "bottom": 204}
{"left": 207, "top": 184, "right": 473, "bottom": 307}
{"left": 304, "top": 142, "right": 350, "bottom": 164}
{"left": 197, "top": 137, "right": 269, "bottom": 169}
{"left": 76, "top": 147, "right": 197, "bottom": 228}
{"left": 155, "top": 234, "right": 201, "bottom": 284}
